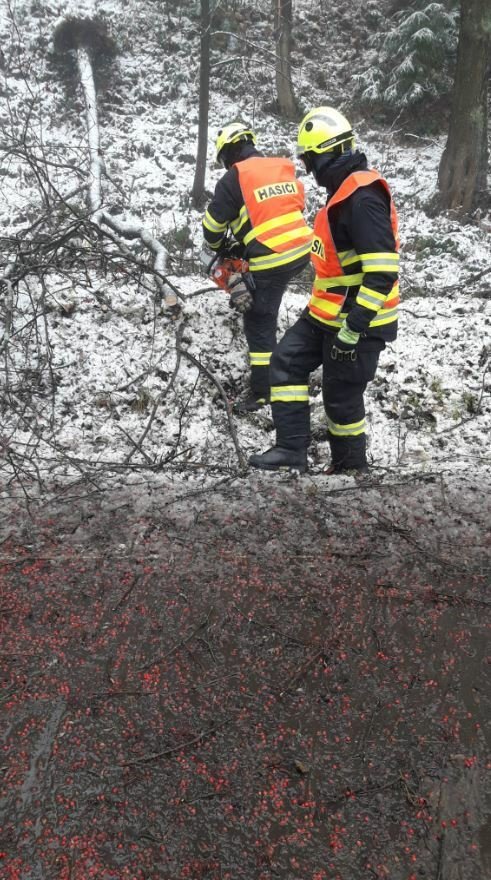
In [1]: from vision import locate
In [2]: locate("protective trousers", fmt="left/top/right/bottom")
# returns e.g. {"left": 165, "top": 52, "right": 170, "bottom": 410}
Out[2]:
{"left": 242, "top": 266, "right": 303, "bottom": 396}
{"left": 269, "top": 316, "right": 383, "bottom": 470}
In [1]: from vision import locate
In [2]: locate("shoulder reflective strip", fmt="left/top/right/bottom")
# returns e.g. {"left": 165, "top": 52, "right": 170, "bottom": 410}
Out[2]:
{"left": 262, "top": 227, "right": 312, "bottom": 249}
{"left": 248, "top": 241, "right": 312, "bottom": 270}
{"left": 314, "top": 273, "right": 364, "bottom": 290}
{"left": 230, "top": 205, "right": 249, "bottom": 234}
{"left": 270, "top": 385, "right": 309, "bottom": 402}
{"left": 242, "top": 210, "right": 305, "bottom": 246}
{"left": 369, "top": 308, "right": 398, "bottom": 327}
{"left": 327, "top": 416, "right": 366, "bottom": 437}
{"left": 203, "top": 211, "right": 228, "bottom": 233}
{"left": 249, "top": 352, "right": 272, "bottom": 366}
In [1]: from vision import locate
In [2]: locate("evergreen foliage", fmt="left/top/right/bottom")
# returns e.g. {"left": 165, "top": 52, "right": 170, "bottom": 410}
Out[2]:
{"left": 355, "top": 0, "right": 459, "bottom": 120}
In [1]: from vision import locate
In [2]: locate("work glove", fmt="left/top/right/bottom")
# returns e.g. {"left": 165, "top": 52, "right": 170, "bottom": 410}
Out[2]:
{"left": 330, "top": 321, "right": 360, "bottom": 362}
{"left": 199, "top": 246, "right": 219, "bottom": 275}
{"left": 220, "top": 240, "right": 245, "bottom": 260}
{"left": 228, "top": 274, "right": 253, "bottom": 313}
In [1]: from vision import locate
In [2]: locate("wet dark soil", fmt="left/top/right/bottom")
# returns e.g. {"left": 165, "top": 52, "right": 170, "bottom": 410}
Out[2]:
{"left": 1, "top": 470, "right": 490, "bottom": 879}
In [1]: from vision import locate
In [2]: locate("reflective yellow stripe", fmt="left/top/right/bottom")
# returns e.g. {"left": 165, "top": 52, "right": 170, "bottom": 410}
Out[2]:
{"left": 315, "top": 273, "right": 364, "bottom": 290}
{"left": 231, "top": 205, "right": 249, "bottom": 235}
{"left": 248, "top": 241, "right": 312, "bottom": 271}
{"left": 307, "top": 307, "right": 349, "bottom": 328}
{"left": 308, "top": 313, "right": 344, "bottom": 328}
{"left": 369, "top": 307, "right": 399, "bottom": 326}
{"left": 340, "top": 249, "right": 361, "bottom": 267}
{"left": 242, "top": 210, "right": 305, "bottom": 246}
{"left": 361, "top": 252, "right": 400, "bottom": 272}
{"left": 262, "top": 227, "right": 311, "bottom": 249}
{"left": 249, "top": 351, "right": 272, "bottom": 367}
{"left": 385, "top": 282, "right": 400, "bottom": 302}
{"left": 356, "top": 295, "right": 382, "bottom": 311}
{"left": 359, "top": 285, "right": 387, "bottom": 301}
{"left": 203, "top": 210, "right": 227, "bottom": 233}
{"left": 309, "top": 306, "right": 398, "bottom": 328}
{"left": 359, "top": 251, "right": 399, "bottom": 261}
{"left": 271, "top": 384, "right": 309, "bottom": 403}
{"left": 309, "top": 294, "right": 343, "bottom": 318}
{"left": 327, "top": 416, "right": 366, "bottom": 437}
{"left": 356, "top": 285, "right": 388, "bottom": 312}
{"left": 363, "top": 265, "right": 400, "bottom": 273}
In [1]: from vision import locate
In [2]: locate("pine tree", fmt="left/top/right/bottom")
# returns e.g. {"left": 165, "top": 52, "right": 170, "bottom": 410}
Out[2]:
{"left": 355, "top": 0, "right": 459, "bottom": 120}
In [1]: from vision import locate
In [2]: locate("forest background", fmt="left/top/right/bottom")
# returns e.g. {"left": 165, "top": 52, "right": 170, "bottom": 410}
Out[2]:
{"left": 0, "top": 1, "right": 490, "bottom": 879}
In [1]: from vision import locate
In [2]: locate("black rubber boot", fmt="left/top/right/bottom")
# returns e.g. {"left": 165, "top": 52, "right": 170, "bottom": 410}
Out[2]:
{"left": 325, "top": 463, "right": 369, "bottom": 476}
{"left": 327, "top": 433, "right": 368, "bottom": 474}
{"left": 233, "top": 393, "right": 269, "bottom": 414}
{"left": 248, "top": 446, "right": 308, "bottom": 473}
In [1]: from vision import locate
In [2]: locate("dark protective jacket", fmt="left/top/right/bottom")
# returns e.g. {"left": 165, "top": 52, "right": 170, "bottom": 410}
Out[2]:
{"left": 307, "top": 152, "right": 400, "bottom": 343}
{"left": 203, "top": 145, "right": 312, "bottom": 274}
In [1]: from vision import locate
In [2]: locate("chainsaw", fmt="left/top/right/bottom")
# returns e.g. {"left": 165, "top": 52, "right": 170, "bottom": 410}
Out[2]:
{"left": 210, "top": 255, "right": 248, "bottom": 292}
{"left": 200, "top": 242, "right": 255, "bottom": 312}
{"left": 202, "top": 248, "right": 249, "bottom": 294}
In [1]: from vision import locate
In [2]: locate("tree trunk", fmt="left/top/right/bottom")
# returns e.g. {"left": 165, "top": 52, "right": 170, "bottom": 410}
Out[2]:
{"left": 191, "top": 0, "right": 210, "bottom": 207}
{"left": 274, "top": 0, "right": 297, "bottom": 119}
{"left": 437, "top": 0, "right": 490, "bottom": 214}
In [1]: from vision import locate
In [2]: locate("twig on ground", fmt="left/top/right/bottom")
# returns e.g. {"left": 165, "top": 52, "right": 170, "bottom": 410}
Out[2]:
{"left": 139, "top": 613, "right": 211, "bottom": 671}
{"left": 121, "top": 717, "right": 231, "bottom": 766}
{"left": 178, "top": 345, "right": 246, "bottom": 470}
{"left": 279, "top": 648, "right": 326, "bottom": 697}
{"left": 124, "top": 323, "right": 185, "bottom": 465}
{"left": 111, "top": 574, "right": 142, "bottom": 612}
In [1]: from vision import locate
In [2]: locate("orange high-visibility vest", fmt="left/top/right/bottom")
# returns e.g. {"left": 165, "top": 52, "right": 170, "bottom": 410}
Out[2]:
{"left": 309, "top": 170, "right": 399, "bottom": 326}
{"left": 236, "top": 157, "right": 312, "bottom": 254}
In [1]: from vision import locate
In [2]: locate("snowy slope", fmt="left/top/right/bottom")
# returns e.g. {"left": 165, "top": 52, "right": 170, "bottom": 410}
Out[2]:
{"left": 0, "top": 0, "right": 489, "bottom": 497}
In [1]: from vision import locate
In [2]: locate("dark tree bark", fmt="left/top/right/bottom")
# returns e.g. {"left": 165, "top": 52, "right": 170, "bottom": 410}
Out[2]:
{"left": 274, "top": 0, "right": 298, "bottom": 119}
{"left": 437, "top": 0, "right": 490, "bottom": 213}
{"left": 191, "top": 0, "right": 210, "bottom": 207}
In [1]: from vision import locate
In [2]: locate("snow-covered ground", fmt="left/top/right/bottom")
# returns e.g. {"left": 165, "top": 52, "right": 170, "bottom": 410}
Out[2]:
{"left": 0, "top": 0, "right": 490, "bottom": 504}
